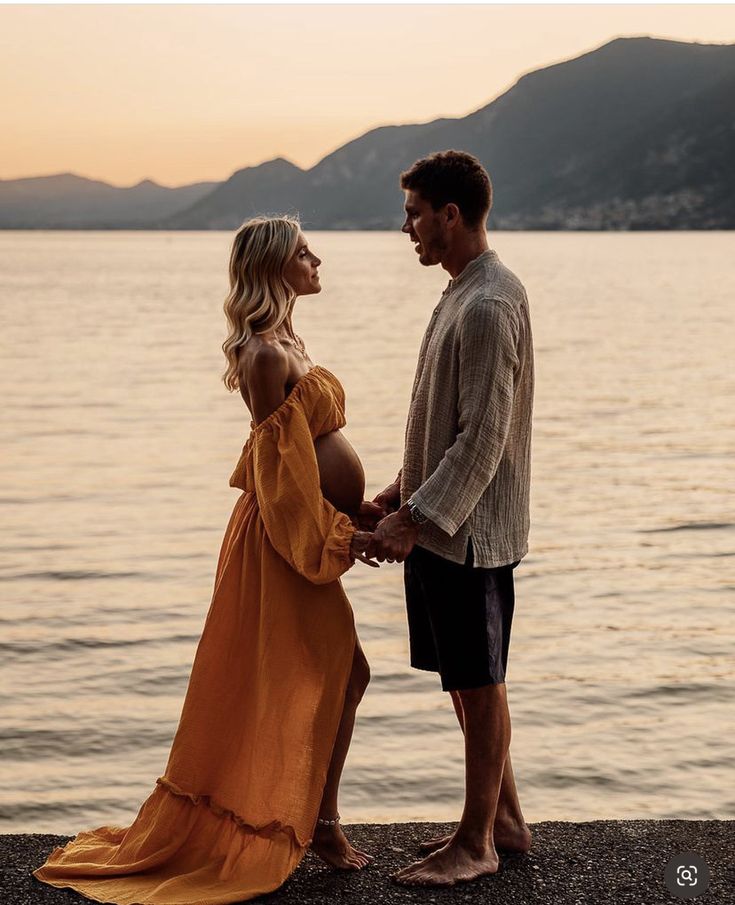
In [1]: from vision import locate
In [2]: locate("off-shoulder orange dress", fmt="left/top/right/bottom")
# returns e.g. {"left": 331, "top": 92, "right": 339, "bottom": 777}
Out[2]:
{"left": 33, "top": 365, "right": 358, "bottom": 905}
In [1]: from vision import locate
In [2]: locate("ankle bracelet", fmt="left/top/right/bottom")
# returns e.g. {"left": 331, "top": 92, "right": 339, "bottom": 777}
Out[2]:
{"left": 316, "top": 813, "right": 340, "bottom": 826}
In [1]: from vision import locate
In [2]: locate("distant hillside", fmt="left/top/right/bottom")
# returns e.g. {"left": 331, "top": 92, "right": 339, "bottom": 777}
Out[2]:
{"left": 3, "top": 37, "right": 734, "bottom": 230}
{"left": 0, "top": 174, "right": 217, "bottom": 228}
{"left": 164, "top": 158, "right": 308, "bottom": 230}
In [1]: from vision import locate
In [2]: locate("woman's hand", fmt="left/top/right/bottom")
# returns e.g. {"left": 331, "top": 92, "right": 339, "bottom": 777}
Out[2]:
{"left": 355, "top": 500, "right": 386, "bottom": 531}
{"left": 350, "top": 530, "right": 380, "bottom": 568}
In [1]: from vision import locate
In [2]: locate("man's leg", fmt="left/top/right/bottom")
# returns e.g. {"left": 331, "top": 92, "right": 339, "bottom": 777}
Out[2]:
{"left": 419, "top": 689, "right": 530, "bottom": 854}
{"left": 393, "top": 681, "right": 510, "bottom": 886}
{"left": 310, "top": 639, "right": 374, "bottom": 869}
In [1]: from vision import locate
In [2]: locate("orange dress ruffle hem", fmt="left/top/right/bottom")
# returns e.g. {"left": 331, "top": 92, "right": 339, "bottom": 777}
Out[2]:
{"left": 32, "top": 365, "right": 358, "bottom": 905}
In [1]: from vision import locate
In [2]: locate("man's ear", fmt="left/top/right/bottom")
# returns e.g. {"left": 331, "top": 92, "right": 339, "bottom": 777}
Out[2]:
{"left": 444, "top": 203, "right": 461, "bottom": 229}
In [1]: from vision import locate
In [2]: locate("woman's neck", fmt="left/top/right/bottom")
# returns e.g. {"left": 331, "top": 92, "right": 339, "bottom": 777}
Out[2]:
{"left": 276, "top": 317, "right": 296, "bottom": 341}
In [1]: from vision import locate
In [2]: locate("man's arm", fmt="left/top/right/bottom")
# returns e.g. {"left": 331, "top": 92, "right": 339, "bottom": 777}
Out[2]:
{"left": 409, "top": 297, "right": 519, "bottom": 537}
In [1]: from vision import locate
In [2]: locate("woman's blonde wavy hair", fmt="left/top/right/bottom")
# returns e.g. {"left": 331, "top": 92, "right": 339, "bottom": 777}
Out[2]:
{"left": 222, "top": 216, "right": 302, "bottom": 392}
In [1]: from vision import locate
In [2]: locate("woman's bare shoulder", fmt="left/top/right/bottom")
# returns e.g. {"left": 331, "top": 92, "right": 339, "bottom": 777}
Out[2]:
{"left": 238, "top": 336, "right": 290, "bottom": 425}
{"left": 238, "top": 334, "right": 287, "bottom": 380}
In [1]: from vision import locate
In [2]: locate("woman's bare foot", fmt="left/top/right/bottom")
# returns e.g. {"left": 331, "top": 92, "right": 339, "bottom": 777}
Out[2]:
{"left": 419, "top": 819, "right": 532, "bottom": 855}
{"left": 310, "top": 823, "right": 374, "bottom": 870}
{"left": 417, "top": 831, "right": 454, "bottom": 855}
{"left": 393, "top": 837, "right": 499, "bottom": 886}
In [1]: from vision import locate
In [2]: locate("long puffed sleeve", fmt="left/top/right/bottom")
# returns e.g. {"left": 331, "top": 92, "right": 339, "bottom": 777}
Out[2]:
{"left": 251, "top": 399, "right": 355, "bottom": 585}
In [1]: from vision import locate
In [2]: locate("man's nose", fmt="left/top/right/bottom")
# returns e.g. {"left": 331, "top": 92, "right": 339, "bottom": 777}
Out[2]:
{"left": 313, "top": 256, "right": 322, "bottom": 267}
{"left": 401, "top": 220, "right": 411, "bottom": 233}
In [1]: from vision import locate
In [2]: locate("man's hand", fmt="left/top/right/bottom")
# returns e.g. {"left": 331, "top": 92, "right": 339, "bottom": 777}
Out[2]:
{"left": 369, "top": 505, "right": 419, "bottom": 563}
{"left": 373, "top": 477, "right": 401, "bottom": 514}
{"left": 354, "top": 500, "right": 387, "bottom": 531}
{"left": 350, "top": 530, "right": 380, "bottom": 568}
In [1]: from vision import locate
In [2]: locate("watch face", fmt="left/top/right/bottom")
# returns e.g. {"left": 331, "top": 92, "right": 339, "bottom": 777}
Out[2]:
{"left": 409, "top": 502, "right": 426, "bottom": 524}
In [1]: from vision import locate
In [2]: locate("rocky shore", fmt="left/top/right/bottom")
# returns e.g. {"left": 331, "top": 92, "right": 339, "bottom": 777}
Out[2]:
{"left": 2, "top": 820, "right": 733, "bottom": 905}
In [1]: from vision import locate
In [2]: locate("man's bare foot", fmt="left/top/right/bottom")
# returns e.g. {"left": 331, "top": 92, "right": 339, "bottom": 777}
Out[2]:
{"left": 419, "top": 819, "right": 532, "bottom": 855}
{"left": 310, "top": 823, "right": 374, "bottom": 870}
{"left": 495, "top": 819, "right": 532, "bottom": 854}
{"left": 417, "top": 831, "right": 454, "bottom": 855}
{"left": 393, "top": 837, "right": 499, "bottom": 886}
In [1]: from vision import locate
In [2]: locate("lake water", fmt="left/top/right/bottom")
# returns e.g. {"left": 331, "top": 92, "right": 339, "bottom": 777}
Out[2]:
{"left": 1, "top": 230, "right": 733, "bottom": 834}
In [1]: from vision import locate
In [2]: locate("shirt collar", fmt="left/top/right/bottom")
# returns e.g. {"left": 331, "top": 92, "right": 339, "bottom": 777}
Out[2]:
{"left": 445, "top": 248, "right": 497, "bottom": 293}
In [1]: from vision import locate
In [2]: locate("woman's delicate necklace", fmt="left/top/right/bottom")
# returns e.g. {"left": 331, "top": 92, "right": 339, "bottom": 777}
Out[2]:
{"left": 278, "top": 328, "right": 308, "bottom": 359}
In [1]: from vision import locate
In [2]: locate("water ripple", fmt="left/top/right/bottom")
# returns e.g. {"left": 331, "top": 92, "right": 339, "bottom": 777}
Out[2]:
{"left": 0, "top": 633, "right": 200, "bottom": 660}
{"left": 639, "top": 522, "right": 734, "bottom": 533}
{"left": 0, "top": 726, "right": 174, "bottom": 760}
{"left": 0, "top": 569, "right": 169, "bottom": 582}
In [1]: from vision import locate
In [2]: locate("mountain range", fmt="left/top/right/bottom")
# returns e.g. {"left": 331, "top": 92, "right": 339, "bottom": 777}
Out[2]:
{"left": 3, "top": 36, "right": 734, "bottom": 230}
{"left": 0, "top": 174, "right": 217, "bottom": 229}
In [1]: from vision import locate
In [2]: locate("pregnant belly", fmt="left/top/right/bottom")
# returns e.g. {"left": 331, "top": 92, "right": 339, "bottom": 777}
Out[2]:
{"left": 314, "top": 430, "right": 365, "bottom": 517}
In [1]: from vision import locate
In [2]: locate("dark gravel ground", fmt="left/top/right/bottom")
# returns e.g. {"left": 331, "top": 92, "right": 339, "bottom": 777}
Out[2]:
{"left": 2, "top": 820, "right": 733, "bottom": 905}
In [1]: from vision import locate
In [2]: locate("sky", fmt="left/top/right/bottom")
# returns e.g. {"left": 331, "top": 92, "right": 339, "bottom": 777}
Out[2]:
{"left": 2, "top": 4, "right": 735, "bottom": 187}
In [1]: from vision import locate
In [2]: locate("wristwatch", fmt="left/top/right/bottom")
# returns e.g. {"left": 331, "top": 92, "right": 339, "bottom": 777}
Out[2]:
{"left": 406, "top": 498, "right": 429, "bottom": 525}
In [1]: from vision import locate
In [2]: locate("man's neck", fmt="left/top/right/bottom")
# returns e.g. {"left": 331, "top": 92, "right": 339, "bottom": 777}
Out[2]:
{"left": 441, "top": 233, "right": 489, "bottom": 279}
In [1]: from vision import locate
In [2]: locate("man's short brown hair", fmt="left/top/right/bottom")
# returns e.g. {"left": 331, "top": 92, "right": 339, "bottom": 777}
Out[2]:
{"left": 400, "top": 150, "right": 493, "bottom": 229}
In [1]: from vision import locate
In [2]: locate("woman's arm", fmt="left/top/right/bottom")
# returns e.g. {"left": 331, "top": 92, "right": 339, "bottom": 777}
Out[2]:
{"left": 242, "top": 341, "right": 290, "bottom": 425}
{"left": 246, "top": 344, "right": 370, "bottom": 583}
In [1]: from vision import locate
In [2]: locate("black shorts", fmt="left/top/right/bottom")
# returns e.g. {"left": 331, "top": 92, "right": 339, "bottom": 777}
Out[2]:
{"left": 404, "top": 541, "right": 519, "bottom": 692}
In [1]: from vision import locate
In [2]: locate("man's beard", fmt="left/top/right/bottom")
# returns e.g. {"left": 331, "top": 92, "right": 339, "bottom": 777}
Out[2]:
{"left": 419, "top": 232, "right": 447, "bottom": 265}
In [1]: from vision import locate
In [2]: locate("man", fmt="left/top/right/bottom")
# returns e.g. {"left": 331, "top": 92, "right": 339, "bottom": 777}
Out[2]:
{"left": 370, "top": 150, "right": 534, "bottom": 887}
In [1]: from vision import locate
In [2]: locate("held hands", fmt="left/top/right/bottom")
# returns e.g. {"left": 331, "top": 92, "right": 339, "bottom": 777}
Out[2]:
{"left": 350, "top": 530, "right": 380, "bottom": 568}
{"left": 349, "top": 500, "right": 390, "bottom": 569}
{"left": 350, "top": 500, "right": 387, "bottom": 569}
{"left": 368, "top": 505, "right": 419, "bottom": 564}
{"left": 355, "top": 500, "right": 387, "bottom": 531}
{"left": 350, "top": 477, "right": 417, "bottom": 567}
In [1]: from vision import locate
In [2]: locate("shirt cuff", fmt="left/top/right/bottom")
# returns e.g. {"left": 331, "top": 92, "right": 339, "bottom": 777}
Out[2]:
{"left": 408, "top": 487, "right": 458, "bottom": 537}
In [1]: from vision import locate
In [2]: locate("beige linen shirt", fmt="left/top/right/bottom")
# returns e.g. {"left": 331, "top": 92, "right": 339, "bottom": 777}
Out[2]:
{"left": 401, "top": 248, "right": 534, "bottom": 568}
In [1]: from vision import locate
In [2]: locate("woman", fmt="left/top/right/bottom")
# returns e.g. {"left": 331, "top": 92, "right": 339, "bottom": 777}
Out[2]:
{"left": 33, "top": 216, "right": 383, "bottom": 904}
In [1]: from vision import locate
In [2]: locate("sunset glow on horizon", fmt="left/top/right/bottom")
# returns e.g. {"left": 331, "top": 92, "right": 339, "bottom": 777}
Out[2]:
{"left": 2, "top": 4, "right": 735, "bottom": 187}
